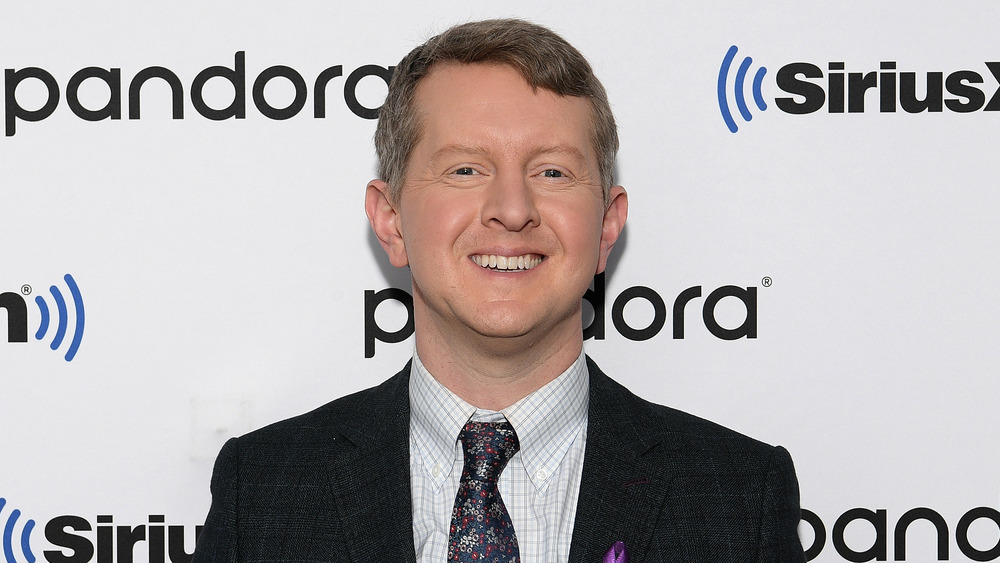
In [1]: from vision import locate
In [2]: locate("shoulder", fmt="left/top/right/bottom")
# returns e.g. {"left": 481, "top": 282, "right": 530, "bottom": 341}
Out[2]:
{"left": 196, "top": 366, "right": 413, "bottom": 561}
{"left": 585, "top": 356, "right": 788, "bottom": 471}
{"left": 230, "top": 363, "right": 411, "bottom": 457}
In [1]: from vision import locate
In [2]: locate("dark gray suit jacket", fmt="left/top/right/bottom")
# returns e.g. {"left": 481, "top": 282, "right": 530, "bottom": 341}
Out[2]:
{"left": 193, "top": 358, "right": 805, "bottom": 562}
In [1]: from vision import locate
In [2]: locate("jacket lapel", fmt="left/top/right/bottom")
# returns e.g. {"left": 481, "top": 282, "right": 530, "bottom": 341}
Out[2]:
{"left": 326, "top": 364, "right": 417, "bottom": 562}
{"left": 568, "top": 358, "right": 673, "bottom": 563}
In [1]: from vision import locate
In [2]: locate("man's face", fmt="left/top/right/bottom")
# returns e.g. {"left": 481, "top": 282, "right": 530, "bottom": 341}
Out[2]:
{"left": 368, "top": 62, "right": 626, "bottom": 352}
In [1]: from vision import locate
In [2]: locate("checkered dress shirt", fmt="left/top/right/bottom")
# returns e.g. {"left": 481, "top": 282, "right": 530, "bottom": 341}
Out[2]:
{"left": 409, "top": 351, "right": 589, "bottom": 563}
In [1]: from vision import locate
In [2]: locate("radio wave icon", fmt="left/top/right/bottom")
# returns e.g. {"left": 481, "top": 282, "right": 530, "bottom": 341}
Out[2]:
{"left": 0, "top": 498, "right": 36, "bottom": 563}
{"left": 33, "top": 273, "right": 85, "bottom": 362}
{"left": 718, "top": 45, "right": 768, "bottom": 133}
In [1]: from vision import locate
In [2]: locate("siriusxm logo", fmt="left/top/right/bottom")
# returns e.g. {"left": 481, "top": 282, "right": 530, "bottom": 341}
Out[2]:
{"left": 1, "top": 497, "right": 36, "bottom": 563}
{"left": 718, "top": 44, "right": 1000, "bottom": 132}
{"left": 717, "top": 45, "right": 768, "bottom": 133}
{"left": 1, "top": 273, "right": 85, "bottom": 361}
{"left": 0, "top": 497, "right": 200, "bottom": 563}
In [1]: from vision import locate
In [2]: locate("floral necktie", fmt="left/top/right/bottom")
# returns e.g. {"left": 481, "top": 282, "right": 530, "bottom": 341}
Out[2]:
{"left": 447, "top": 419, "right": 521, "bottom": 563}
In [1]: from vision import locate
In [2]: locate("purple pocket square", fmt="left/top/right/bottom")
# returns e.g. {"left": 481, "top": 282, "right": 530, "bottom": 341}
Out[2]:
{"left": 603, "top": 541, "right": 629, "bottom": 563}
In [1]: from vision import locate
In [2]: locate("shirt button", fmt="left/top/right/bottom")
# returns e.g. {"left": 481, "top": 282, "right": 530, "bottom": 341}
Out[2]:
{"left": 536, "top": 469, "right": 548, "bottom": 481}
{"left": 432, "top": 464, "right": 442, "bottom": 478}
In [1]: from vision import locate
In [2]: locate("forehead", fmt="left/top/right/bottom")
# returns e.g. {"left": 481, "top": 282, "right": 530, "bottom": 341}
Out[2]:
{"left": 410, "top": 62, "right": 596, "bottom": 160}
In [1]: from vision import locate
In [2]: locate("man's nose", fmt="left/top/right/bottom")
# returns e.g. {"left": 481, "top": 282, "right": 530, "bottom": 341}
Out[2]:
{"left": 480, "top": 172, "right": 541, "bottom": 232}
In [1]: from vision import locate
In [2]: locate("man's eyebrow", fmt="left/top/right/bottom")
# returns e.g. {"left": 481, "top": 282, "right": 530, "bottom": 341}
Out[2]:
{"left": 528, "top": 144, "right": 589, "bottom": 162}
{"left": 429, "top": 144, "right": 590, "bottom": 162}
{"left": 429, "top": 144, "right": 492, "bottom": 162}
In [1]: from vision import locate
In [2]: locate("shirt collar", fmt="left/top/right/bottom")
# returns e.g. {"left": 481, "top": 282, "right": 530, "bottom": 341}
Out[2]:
{"left": 409, "top": 351, "right": 589, "bottom": 492}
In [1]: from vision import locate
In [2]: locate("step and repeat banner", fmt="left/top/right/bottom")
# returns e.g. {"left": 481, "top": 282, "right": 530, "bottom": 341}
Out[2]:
{"left": 2, "top": 2, "right": 998, "bottom": 561}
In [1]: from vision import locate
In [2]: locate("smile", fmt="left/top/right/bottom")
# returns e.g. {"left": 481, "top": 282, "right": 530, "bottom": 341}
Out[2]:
{"left": 471, "top": 254, "right": 544, "bottom": 271}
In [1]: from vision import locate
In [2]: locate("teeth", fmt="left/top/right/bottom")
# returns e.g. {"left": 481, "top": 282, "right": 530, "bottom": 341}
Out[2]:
{"left": 472, "top": 254, "right": 543, "bottom": 271}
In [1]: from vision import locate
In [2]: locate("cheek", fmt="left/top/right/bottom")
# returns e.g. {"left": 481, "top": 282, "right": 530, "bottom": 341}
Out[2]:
{"left": 401, "top": 194, "right": 478, "bottom": 253}
{"left": 545, "top": 201, "right": 606, "bottom": 252}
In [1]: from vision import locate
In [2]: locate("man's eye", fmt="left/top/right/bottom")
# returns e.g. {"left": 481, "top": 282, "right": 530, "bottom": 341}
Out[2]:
{"left": 454, "top": 167, "right": 477, "bottom": 175}
{"left": 542, "top": 169, "right": 564, "bottom": 178}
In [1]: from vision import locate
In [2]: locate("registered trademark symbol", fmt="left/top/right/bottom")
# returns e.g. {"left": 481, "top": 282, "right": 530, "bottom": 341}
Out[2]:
{"left": 21, "top": 284, "right": 32, "bottom": 295}
{"left": 761, "top": 277, "right": 772, "bottom": 287}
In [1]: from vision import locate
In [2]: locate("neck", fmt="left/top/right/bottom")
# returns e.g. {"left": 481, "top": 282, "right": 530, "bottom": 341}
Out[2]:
{"left": 414, "top": 316, "right": 583, "bottom": 411}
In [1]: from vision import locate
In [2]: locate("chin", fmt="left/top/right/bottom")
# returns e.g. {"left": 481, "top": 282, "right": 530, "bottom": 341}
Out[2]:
{"left": 468, "top": 318, "right": 535, "bottom": 340}
{"left": 467, "top": 309, "right": 569, "bottom": 341}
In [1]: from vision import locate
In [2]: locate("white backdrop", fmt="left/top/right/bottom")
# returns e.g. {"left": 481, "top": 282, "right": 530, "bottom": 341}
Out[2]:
{"left": 2, "top": 2, "right": 998, "bottom": 561}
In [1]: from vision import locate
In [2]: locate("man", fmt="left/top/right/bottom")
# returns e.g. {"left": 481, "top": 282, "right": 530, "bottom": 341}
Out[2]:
{"left": 193, "top": 19, "right": 805, "bottom": 563}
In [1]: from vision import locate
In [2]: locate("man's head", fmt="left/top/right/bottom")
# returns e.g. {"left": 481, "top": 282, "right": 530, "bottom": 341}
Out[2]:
{"left": 366, "top": 19, "right": 627, "bottom": 397}
{"left": 374, "top": 18, "right": 619, "bottom": 205}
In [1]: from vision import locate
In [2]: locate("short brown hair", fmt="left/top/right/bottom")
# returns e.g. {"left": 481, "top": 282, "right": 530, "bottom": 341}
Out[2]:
{"left": 374, "top": 18, "right": 619, "bottom": 204}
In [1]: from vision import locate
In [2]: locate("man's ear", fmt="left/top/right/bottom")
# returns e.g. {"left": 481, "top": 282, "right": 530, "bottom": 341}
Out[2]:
{"left": 596, "top": 185, "right": 628, "bottom": 274}
{"left": 365, "top": 179, "right": 409, "bottom": 267}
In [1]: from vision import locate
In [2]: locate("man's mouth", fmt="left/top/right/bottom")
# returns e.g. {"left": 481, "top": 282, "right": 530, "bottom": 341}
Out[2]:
{"left": 471, "top": 254, "right": 544, "bottom": 271}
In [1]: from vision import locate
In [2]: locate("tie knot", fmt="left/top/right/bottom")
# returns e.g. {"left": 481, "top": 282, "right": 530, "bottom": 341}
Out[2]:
{"left": 458, "top": 420, "right": 520, "bottom": 482}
